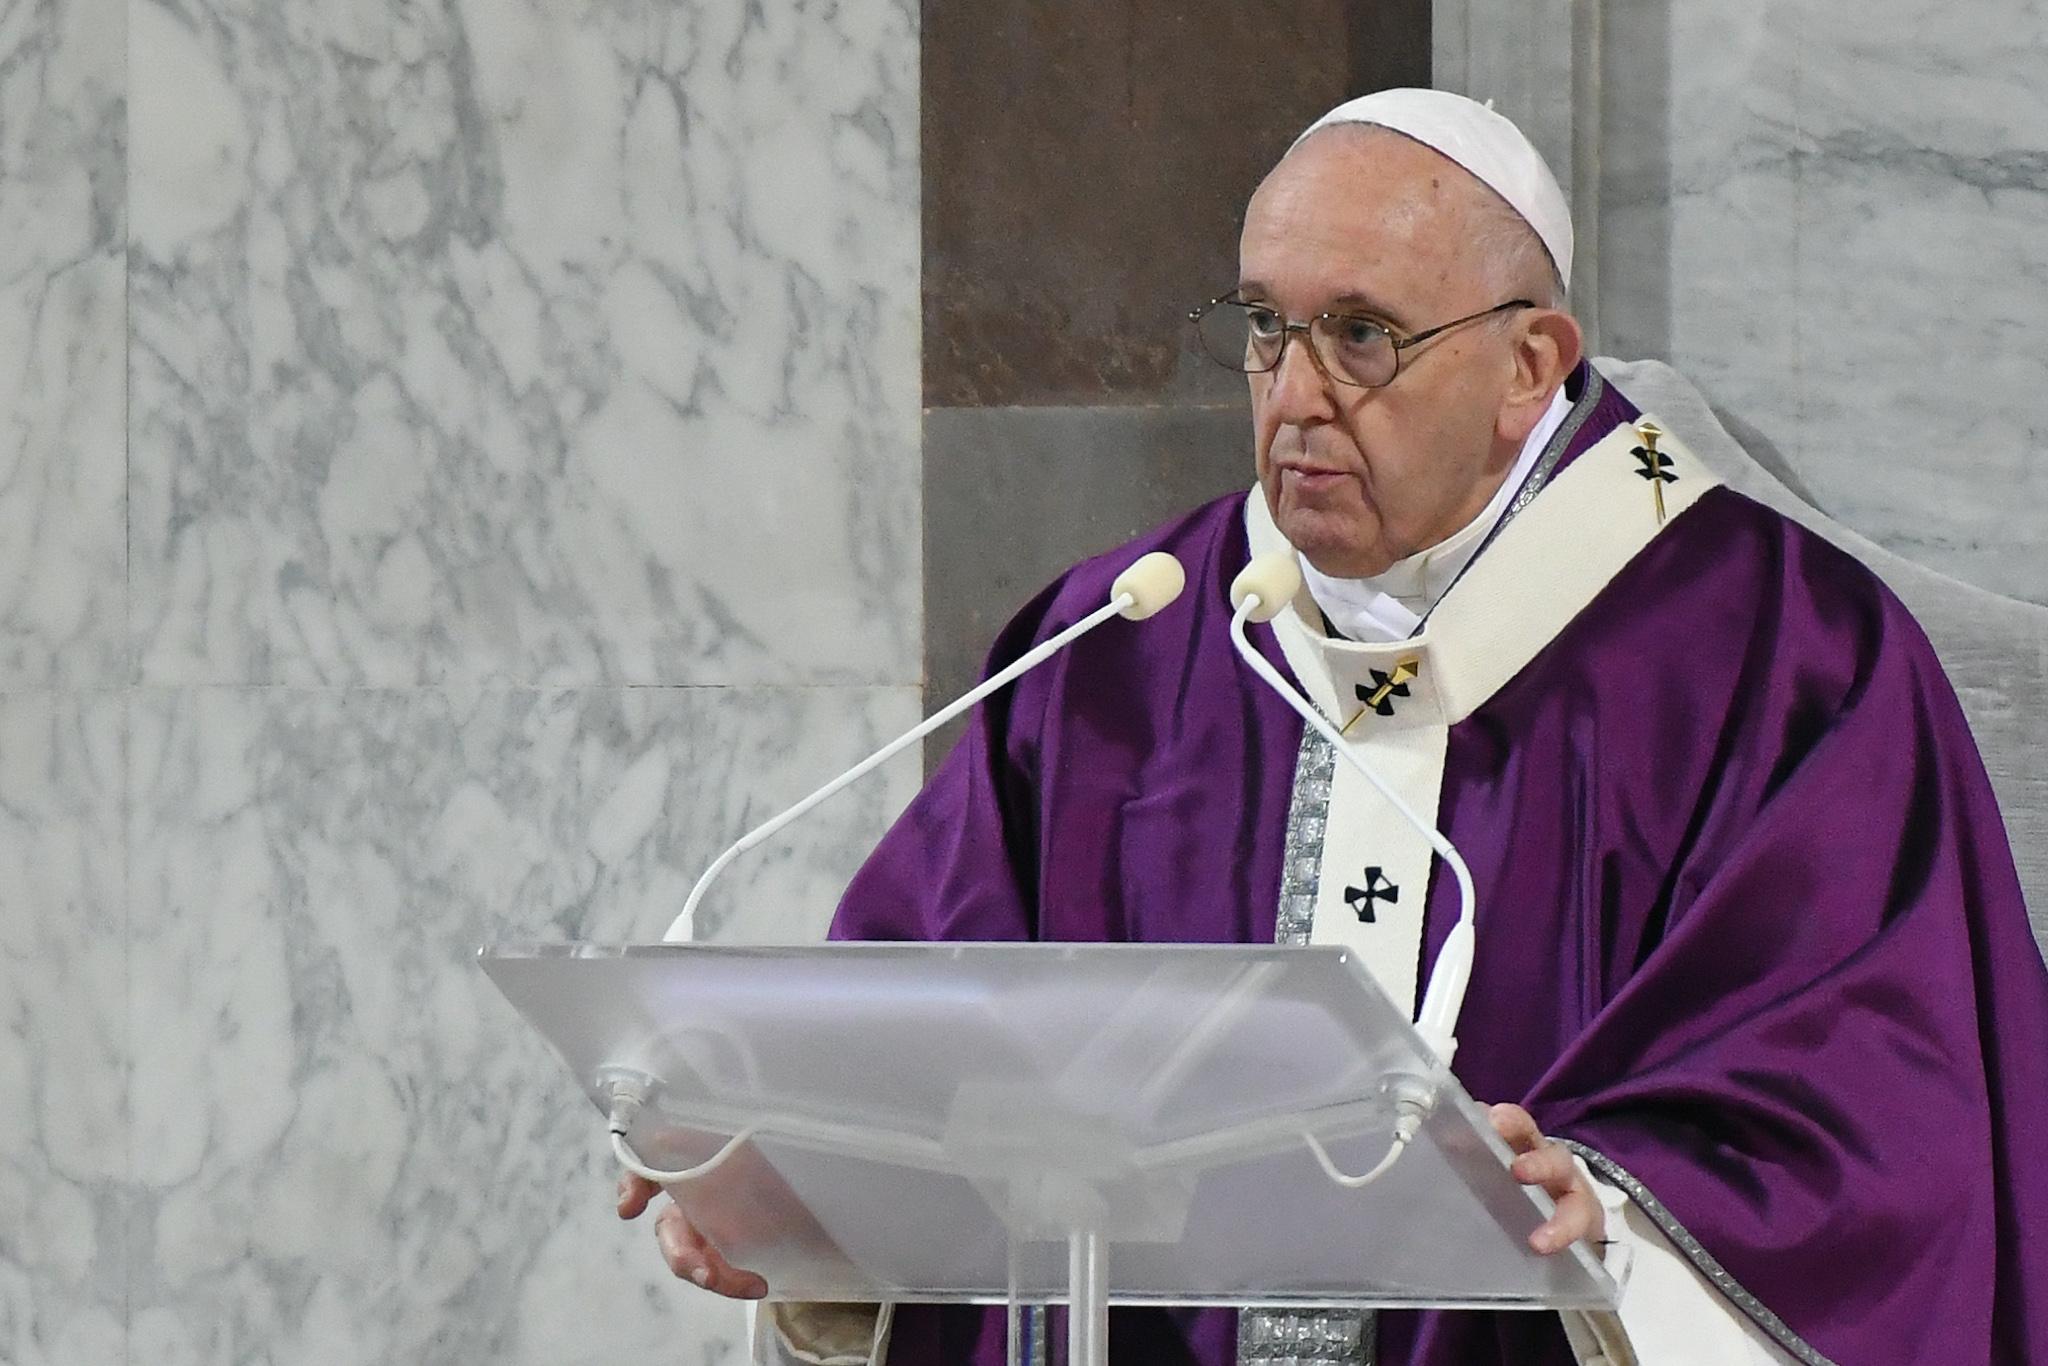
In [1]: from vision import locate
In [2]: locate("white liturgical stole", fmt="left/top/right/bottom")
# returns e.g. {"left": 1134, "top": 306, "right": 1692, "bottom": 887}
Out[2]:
{"left": 1238, "top": 410, "right": 1797, "bottom": 1365}
{"left": 1244, "top": 406, "right": 1718, "bottom": 1017}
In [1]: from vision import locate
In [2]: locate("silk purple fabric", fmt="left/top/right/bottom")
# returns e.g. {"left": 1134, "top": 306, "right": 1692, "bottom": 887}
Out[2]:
{"left": 830, "top": 376, "right": 2048, "bottom": 1365}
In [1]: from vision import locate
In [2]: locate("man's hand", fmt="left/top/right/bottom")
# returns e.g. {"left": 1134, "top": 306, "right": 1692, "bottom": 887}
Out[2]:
{"left": 618, "top": 1173, "right": 770, "bottom": 1299}
{"left": 1488, "top": 1103, "right": 1605, "bottom": 1255}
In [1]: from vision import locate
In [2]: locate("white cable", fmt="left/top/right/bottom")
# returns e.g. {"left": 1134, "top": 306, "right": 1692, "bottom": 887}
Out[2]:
{"left": 1301, "top": 1096, "right": 1430, "bottom": 1189}
{"left": 609, "top": 1126, "right": 760, "bottom": 1185}
{"left": 1226, "top": 557, "right": 1478, "bottom": 1067}
{"left": 1304, "top": 1131, "right": 1408, "bottom": 1189}
{"left": 607, "top": 1083, "right": 761, "bottom": 1184}
{"left": 663, "top": 552, "right": 1186, "bottom": 942}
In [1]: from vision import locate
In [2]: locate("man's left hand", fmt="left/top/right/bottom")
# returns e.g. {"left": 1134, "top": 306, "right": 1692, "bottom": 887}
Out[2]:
{"left": 1488, "top": 1103, "right": 1605, "bottom": 1255}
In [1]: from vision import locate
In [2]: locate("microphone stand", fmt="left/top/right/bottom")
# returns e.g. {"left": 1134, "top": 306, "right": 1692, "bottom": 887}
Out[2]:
{"left": 664, "top": 553, "right": 1186, "bottom": 942}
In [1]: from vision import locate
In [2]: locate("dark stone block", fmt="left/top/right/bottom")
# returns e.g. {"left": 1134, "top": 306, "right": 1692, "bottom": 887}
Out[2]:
{"left": 922, "top": 401, "right": 1256, "bottom": 769}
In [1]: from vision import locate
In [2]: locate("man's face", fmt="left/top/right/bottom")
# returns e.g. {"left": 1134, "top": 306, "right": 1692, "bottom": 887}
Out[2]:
{"left": 1241, "top": 130, "right": 1527, "bottom": 579}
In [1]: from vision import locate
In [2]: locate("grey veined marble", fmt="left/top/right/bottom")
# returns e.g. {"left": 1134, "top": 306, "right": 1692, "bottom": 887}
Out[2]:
{"left": 0, "top": 0, "right": 127, "bottom": 687}
{"left": 0, "top": 694, "right": 128, "bottom": 1366}
{"left": 0, "top": 683, "right": 922, "bottom": 1364}
{"left": 3, "top": 0, "right": 924, "bottom": 1361}
{"left": 121, "top": 684, "right": 920, "bottom": 1365}
{"left": 128, "top": 0, "right": 921, "bottom": 687}
{"left": 1591, "top": 0, "right": 2048, "bottom": 605}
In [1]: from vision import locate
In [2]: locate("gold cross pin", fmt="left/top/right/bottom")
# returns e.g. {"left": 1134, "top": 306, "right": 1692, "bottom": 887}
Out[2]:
{"left": 1631, "top": 420, "right": 1677, "bottom": 524}
{"left": 1342, "top": 658, "right": 1421, "bottom": 733}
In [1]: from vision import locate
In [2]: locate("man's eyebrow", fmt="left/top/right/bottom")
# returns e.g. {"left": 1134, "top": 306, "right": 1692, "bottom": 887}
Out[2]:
{"left": 1233, "top": 280, "right": 1411, "bottom": 331}
{"left": 1326, "top": 292, "right": 1411, "bottom": 330}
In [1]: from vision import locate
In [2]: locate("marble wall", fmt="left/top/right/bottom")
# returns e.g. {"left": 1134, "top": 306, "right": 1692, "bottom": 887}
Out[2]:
{"left": 1438, "top": 0, "right": 2048, "bottom": 606}
{"left": 4, "top": 1, "right": 920, "bottom": 1362}
{"left": 0, "top": 0, "right": 129, "bottom": 1359}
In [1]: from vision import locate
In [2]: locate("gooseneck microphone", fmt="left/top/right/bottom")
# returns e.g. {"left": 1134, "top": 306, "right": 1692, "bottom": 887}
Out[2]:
{"left": 1225, "top": 553, "right": 1478, "bottom": 1069}
{"left": 662, "top": 551, "right": 1188, "bottom": 942}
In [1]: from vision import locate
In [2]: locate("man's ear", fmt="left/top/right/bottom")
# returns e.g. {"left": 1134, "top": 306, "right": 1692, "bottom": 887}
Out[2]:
{"left": 1497, "top": 309, "right": 1585, "bottom": 444}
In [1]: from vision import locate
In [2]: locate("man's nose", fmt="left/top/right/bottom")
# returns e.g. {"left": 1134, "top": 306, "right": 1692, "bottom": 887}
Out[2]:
{"left": 1265, "top": 331, "right": 1338, "bottom": 422}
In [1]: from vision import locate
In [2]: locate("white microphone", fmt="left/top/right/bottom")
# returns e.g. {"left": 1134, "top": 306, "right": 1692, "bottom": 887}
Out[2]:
{"left": 1225, "top": 552, "right": 1477, "bottom": 1069}
{"left": 664, "top": 551, "right": 1188, "bottom": 941}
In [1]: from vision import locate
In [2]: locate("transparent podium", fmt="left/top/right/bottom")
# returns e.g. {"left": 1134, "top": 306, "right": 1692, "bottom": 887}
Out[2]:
{"left": 481, "top": 942, "right": 1615, "bottom": 1364}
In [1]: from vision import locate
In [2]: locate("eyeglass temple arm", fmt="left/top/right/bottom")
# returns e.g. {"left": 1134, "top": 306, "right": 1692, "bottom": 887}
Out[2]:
{"left": 1392, "top": 298, "right": 1537, "bottom": 351}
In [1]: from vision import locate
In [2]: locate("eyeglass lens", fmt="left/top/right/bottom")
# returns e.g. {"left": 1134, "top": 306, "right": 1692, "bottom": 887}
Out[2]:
{"left": 1194, "top": 303, "right": 1398, "bottom": 388}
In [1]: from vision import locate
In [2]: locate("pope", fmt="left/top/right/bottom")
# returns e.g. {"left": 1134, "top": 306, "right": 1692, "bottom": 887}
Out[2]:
{"left": 624, "top": 89, "right": 2048, "bottom": 1366}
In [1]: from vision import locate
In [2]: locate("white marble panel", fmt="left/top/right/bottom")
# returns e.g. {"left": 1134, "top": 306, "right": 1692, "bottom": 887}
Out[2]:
{"left": 1781, "top": 0, "right": 2048, "bottom": 603}
{"left": 1591, "top": 0, "right": 2048, "bottom": 604}
{"left": 0, "top": 0, "right": 126, "bottom": 685}
{"left": 1788, "top": 167, "right": 2048, "bottom": 598}
{"left": 1605, "top": 0, "right": 1800, "bottom": 412}
{"left": 128, "top": 0, "right": 921, "bottom": 689}
{"left": 0, "top": 694, "right": 127, "bottom": 1366}
{"left": 1791, "top": 0, "right": 2045, "bottom": 154}
{"left": 126, "top": 683, "right": 921, "bottom": 1365}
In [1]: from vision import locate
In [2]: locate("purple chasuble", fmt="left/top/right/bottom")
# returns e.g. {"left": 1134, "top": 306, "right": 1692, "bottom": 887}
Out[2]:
{"left": 829, "top": 370, "right": 2048, "bottom": 1365}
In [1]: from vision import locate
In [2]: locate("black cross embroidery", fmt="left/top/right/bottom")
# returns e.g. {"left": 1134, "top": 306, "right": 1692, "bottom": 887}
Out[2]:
{"left": 1632, "top": 421, "right": 1677, "bottom": 522}
{"left": 1633, "top": 444, "right": 1676, "bottom": 483}
{"left": 1355, "top": 664, "right": 1414, "bottom": 718}
{"left": 1344, "top": 867, "right": 1399, "bottom": 923}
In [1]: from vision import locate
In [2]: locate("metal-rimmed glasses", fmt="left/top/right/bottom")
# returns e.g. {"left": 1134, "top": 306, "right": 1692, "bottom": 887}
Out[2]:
{"left": 1188, "top": 295, "right": 1535, "bottom": 389}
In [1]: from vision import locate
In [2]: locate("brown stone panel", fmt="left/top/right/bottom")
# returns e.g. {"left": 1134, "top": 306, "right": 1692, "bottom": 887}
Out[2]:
{"left": 917, "top": 0, "right": 1433, "bottom": 769}
{"left": 1345, "top": 2, "right": 1434, "bottom": 101}
{"left": 924, "top": 3, "right": 1430, "bottom": 408}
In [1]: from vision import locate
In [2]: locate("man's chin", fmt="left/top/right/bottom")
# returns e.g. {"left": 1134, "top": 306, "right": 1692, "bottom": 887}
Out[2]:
{"left": 1275, "top": 509, "right": 1383, "bottom": 579}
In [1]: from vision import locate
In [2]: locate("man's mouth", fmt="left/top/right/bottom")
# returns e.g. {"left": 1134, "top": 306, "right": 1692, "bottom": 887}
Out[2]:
{"left": 1277, "top": 462, "right": 1354, "bottom": 490}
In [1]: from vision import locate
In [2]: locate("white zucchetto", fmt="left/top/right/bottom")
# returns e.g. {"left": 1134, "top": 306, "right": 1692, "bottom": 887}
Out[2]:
{"left": 1292, "top": 88, "right": 1573, "bottom": 284}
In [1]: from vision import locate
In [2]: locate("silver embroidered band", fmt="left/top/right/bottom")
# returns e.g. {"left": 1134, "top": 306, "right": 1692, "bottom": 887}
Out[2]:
{"left": 1235, "top": 724, "right": 1373, "bottom": 1366}
{"left": 1274, "top": 723, "right": 1335, "bottom": 946}
{"left": 1558, "top": 1141, "right": 1837, "bottom": 1366}
{"left": 1237, "top": 368, "right": 1620, "bottom": 1366}
{"left": 1506, "top": 366, "right": 1606, "bottom": 520}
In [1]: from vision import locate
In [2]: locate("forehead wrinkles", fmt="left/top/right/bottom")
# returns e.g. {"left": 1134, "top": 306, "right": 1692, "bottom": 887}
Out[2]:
{"left": 1244, "top": 126, "right": 1484, "bottom": 299}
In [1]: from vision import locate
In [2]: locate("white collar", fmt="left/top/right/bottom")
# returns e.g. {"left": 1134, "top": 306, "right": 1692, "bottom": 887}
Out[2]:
{"left": 1300, "top": 386, "right": 1573, "bottom": 642}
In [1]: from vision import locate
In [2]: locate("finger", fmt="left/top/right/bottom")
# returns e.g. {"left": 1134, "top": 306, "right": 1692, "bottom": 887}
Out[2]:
{"left": 1488, "top": 1103, "right": 1543, "bottom": 1154}
{"left": 617, "top": 1173, "right": 661, "bottom": 1220}
{"left": 1509, "top": 1142, "right": 1579, "bottom": 1199}
{"left": 654, "top": 1203, "right": 770, "bottom": 1299}
{"left": 1531, "top": 1185, "right": 1605, "bottom": 1255}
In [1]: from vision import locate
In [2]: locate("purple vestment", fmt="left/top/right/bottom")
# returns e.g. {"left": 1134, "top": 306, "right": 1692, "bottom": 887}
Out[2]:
{"left": 831, "top": 372, "right": 2048, "bottom": 1365}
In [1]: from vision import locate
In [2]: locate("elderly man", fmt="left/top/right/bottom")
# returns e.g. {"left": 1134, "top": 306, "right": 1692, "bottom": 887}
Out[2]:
{"left": 622, "top": 91, "right": 2048, "bottom": 1365}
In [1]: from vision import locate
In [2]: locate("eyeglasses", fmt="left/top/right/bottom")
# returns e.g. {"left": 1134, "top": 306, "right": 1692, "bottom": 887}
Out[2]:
{"left": 1188, "top": 294, "right": 1535, "bottom": 389}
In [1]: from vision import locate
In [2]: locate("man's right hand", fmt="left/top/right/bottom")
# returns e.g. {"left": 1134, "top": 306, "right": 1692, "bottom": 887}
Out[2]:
{"left": 618, "top": 1173, "right": 770, "bottom": 1299}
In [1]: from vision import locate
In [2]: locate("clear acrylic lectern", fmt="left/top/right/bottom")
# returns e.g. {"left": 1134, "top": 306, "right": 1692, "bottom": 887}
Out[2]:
{"left": 480, "top": 942, "right": 1615, "bottom": 1364}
